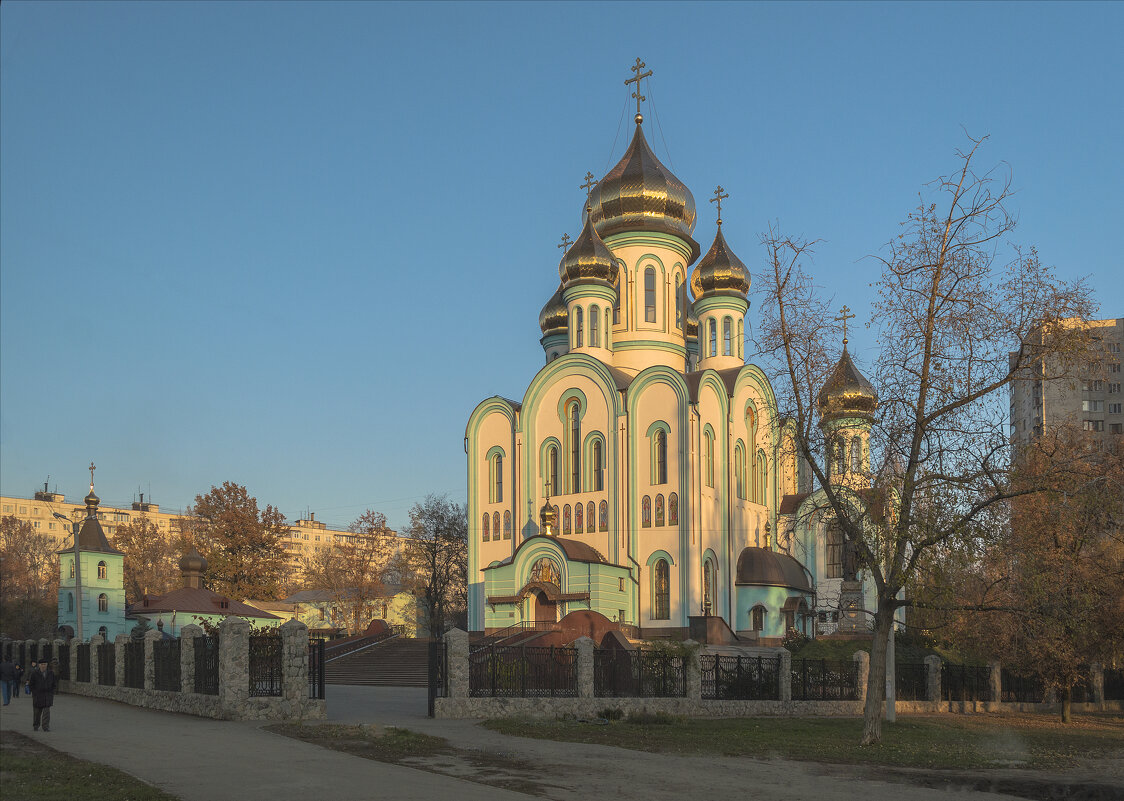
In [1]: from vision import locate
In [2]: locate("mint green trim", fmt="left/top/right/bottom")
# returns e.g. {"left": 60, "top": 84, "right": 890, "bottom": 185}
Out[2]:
{"left": 646, "top": 549, "right": 675, "bottom": 568}
{"left": 538, "top": 437, "right": 561, "bottom": 495}
{"left": 645, "top": 419, "right": 671, "bottom": 485}
{"left": 603, "top": 231, "right": 695, "bottom": 263}
{"left": 562, "top": 284, "right": 617, "bottom": 305}
{"left": 556, "top": 388, "right": 589, "bottom": 422}
{"left": 612, "top": 339, "right": 686, "bottom": 355}
{"left": 694, "top": 295, "right": 749, "bottom": 316}
{"left": 582, "top": 431, "right": 607, "bottom": 492}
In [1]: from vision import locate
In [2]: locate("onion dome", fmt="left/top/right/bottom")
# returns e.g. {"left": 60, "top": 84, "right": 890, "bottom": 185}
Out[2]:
{"left": 84, "top": 489, "right": 100, "bottom": 510}
{"left": 686, "top": 304, "right": 699, "bottom": 338}
{"left": 539, "top": 499, "right": 557, "bottom": 536}
{"left": 179, "top": 547, "right": 208, "bottom": 575}
{"left": 691, "top": 226, "right": 749, "bottom": 299}
{"left": 539, "top": 283, "right": 568, "bottom": 336}
{"left": 817, "top": 346, "right": 878, "bottom": 423}
{"left": 585, "top": 122, "right": 699, "bottom": 261}
{"left": 559, "top": 214, "right": 617, "bottom": 289}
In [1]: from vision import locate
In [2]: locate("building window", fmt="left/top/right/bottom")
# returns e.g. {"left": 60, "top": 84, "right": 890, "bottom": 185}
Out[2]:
{"left": 491, "top": 454, "right": 504, "bottom": 503}
{"left": 569, "top": 402, "right": 581, "bottom": 493}
{"left": 734, "top": 442, "right": 746, "bottom": 499}
{"left": 675, "top": 277, "right": 683, "bottom": 329}
{"left": 641, "top": 496, "right": 651, "bottom": 527}
{"left": 592, "top": 440, "right": 603, "bottom": 492}
{"left": 575, "top": 306, "right": 584, "bottom": 347}
{"left": 1110, "top": 383, "right": 1121, "bottom": 393}
{"left": 98, "top": 626, "right": 108, "bottom": 639}
{"left": 708, "top": 319, "right": 717, "bottom": 357}
{"left": 563, "top": 504, "right": 571, "bottom": 534}
{"left": 669, "top": 492, "right": 679, "bottom": 525}
{"left": 1084, "top": 420, "right": 1105, "bottom": 432}
{"left": 654, "top": 429, "right": 668, "bottom": 484}
{"left": 757, "top": 450, "right": 768, "bottom": 505}
{"left": 738, "top": 319, "right": 743, "bottom": 359}
{"left": 70, "top": 561, "right": 75, "bottom": 579}
{"left": 652, "top": 559, "right": 670, "bottom": 620}
{"left": 1083, "top": 400, "right": 1104, "bottom": 412}
{"left": 704, "top": 430, "right": 714, "bottom": 488}
{"left": 599, "top": 500, "right": 609, "bottom": 531}
{"left": 723, "top": 317, "right": 732, "bottom": 356}
{"left": 826, "top": 525, "right": 843, "bottom": 579}
{"left": 67, "top": 593, "right": 74, "bottom": 613}
{"left": 606, "top": 308, "right": 612, "bottom": 347}
{"left": 655, "top": 494, "right": 665, "bottom": 526}
{"left": 1111, "top": 423, "right": 1123, "bottom": 434}
{"left": 590, "top": 305, "right": 600, "bottom": 347}
{"left": 849, "top": 438, "right": 862, "bottom": 473}
{"left": 644, "top": 267, "right": 656, "bottom": 323}
{"left": 703, "top": 559, "right": 716, "bottom": 612}
{"left": 504, "top": 511, "right": 512, "bottom": 539}
{"left": 587, "top": 502, "right": 596, "bottom": 531}
{"left": 98, "top": 593, "right": 108, "bottom": 613}
{"left": 493, "top": 512, "right": 500, "bottom": 540}
{"left": 575, "top": 502, "right": 584, "bottom": 533}
{"left": 481, "top": 514, "right": 490, "bottom": 541}
{"left": 97, "top": 560, "right": 108, "bottom": 580}
{"left": 1109, "top": 403, "right": 1122, "bottom": 414}
{"left": 547, "top": 445, "right": 559, "bottom": 496}
{"left": 752, "top": 605, "right": 765, "bottom": 632}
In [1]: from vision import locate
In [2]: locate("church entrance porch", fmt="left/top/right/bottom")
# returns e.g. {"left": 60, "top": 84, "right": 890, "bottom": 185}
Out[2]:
{"left": 529, "top": 589, "right": 558, "bottom": 625}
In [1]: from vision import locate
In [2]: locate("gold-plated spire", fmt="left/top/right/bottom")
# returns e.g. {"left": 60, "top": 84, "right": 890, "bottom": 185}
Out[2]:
{"left": 691, "top": 187, "right": 748, "bottom": 300}
{"left": 710, "top": 185, "right": 729, "bottom": 226}
{"left": 624, "top": 58, "right": 652, "bottom": 124}
{"left": 834, "top": 305, "right": 855, "bottom": 346}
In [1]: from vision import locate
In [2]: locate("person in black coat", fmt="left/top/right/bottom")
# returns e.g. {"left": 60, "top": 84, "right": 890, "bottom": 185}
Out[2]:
{"left": 0, "top": 656, "right": 17, "bottom": 705}
{"left": 27, "top": 659, "right": 58, "bottom": 732}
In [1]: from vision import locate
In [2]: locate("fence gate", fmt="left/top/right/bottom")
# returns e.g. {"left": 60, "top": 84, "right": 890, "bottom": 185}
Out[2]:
{"left": 427, "top": 638, "right": 446, "bottom": 717}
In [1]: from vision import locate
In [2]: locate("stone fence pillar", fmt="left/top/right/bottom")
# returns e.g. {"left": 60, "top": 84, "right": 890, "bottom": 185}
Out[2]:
{"left": 280, "top": 619, "right": 310, "bottom": 715}
{"left": 683, "top": 640, "right": 701, "bottom": 701}
{"left": 89, "top": 634, "right": 104, "bottom": 685}
{"left": 445, "top": 628, "right": 469, "bottom": 699}
{"left": 143, "top": 629, "right": 163, "bottom": 691}
{"left": 1089, "top": 663, "right": 1105, "bottom": 711}
{"left": 114, "top": 635, "right": 127, "bottom": 688}
{"left": 180, "top": 625, "right": 203, "bottom": 694}
{"left": 853, "top": 650, "right": 869, "bottom": 702}
{"left": 68, "top": 637, "right": 79, "bottom": 683}
{"left": 218, "top": 616, "right": 250, "bottom": 716}
{"left": 924, "top": 655, "right": 942, "bottom": 702}
{"left": 574, "top": 637, "right": 594, "bottom": 699}
{"left": 778, "top": 649, "right": 792, "bottom": 702}
{"left": 988, "top": 662, "right": 1002, "bottom": 706}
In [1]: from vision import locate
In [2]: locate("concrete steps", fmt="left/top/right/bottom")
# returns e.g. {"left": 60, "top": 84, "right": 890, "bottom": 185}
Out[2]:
{"left": 325, "top": 637, "right": 430, "bottom": 687}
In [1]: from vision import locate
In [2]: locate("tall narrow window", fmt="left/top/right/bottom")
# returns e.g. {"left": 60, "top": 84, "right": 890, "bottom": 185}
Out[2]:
{"left": 547, "top": 445, "right": 559, "bottom": 496}
{"left": 675, "top": 277, "right": 683, "bottom": 329}
{"left": 504, "top": 511, "right": 512, "bottom": 539}
{"left": 493, "top": 512, "right": 500, "bottom": 540}
{"left": 67, "top": 592, "right": 74, "bottom": 613}
{"left": 575, "top": 502, "right": 584, "bottom": 533}
{"left": 98, "top": 593, "right": 108, "bottom": 613}
{"left": 826, "top": 525, "right": 843, "bottom": 579}
{"left": 605, "top": 308, "right": 611, "bottom": 347}
{"left": 655, "top": 494, "right": 665, "bottom": 526}
{"left": 737, "top": 319, "right": 744, "bottom": 358}
{"left": 493, "top": 454, "right": 503, "bottom": 502}
{"left": 757, "top": 450, "right": 768, "bottom": 505}
{"left": 723, "top": 317, "right": 732, "bottom": 356}
{"left": 575, "top": 306, "right": 584, "bottom": 347}
{"left": 98, "top": 560, "right": 107, "bottom": 580}
{"left": 482, "top": 513, "right": 490, "bottom": 541}
{"left": 593, "top": 440, "right": 603, "bottom": 491}
{"left": 70, "top": 560, "right": 74, "bottom": 578}
{"left": 752, "top": 605, "right": 765, "bottom": 632}
{"left": 599, "top": 500, "right": 608, "bottom": 531}
{"left": 570, "top": 403, "right": 581, "bottom": 493}
{"left": 704, "top": 431, "right": 714, "bottom": 488}
{"left": 587, "top": 502, "right": 596, "bottom": 530}
{"left": 642, "top": 496, "right": 651, "bottom": 527}
{"left": 735, "top": 443, "right": 745, "bottom": 499}
{"left": 708, "top": 319, "right": 717, "bottom": 357}
{"left": 849, "top": 438, "right": 862, "bottom": 473}
{"left": 833, "top": 439, "right": 844, "bottom": 476}
{"left": 669, "top": 492, "right": 679, "bottom": 525}
{"left": 613, "top": 272, "right": 621, "bottom": 325}
{"left": 703, "top": 559, "right": 715, "bottom": 612}
{"left": 653, "top": 560, "right": 670, "bottom": 620}
{"left": 644, "top": 267, "right": 656, "bottom": 322}
{"left": 590, "top": 305, "right": 600, "bottom": 347}
{"left": 563, "top": 505, "right": 572, "bottom": 534}
{"left": 656, "top": 430, "right": 668, "bottom": 484}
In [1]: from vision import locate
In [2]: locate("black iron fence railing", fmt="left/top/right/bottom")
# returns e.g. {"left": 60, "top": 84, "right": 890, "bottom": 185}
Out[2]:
{"left": 308, "top": 639, "right": 325, "bottom": 700}
{"left": 895, "top": 662, "right": 928, "bottom": 701}
{"left": 249, "top": 636, "right": 283, "bottom": 697}
{"left": 124, "top": 641, "right": 145, "bottom": 689}
{"left": 593, "top": 649, "right": 686, "bottom": 698}
{"left": 1000, "top": 669, "right": 1043, "bottom": 703}
{"left": 428, "top": 638, "right": 448, "bottom": 716}
{"left": 97, "top": 642, "right": 115, "bottom": 686}
{"left": 941, "top": 663, "right": 991, "bottom": 702}
{"left": 76, "top": 644, "right": 91, "bottom": 682}
{"left": 790, "top": 658, "right": 857, "bottom": 701}
{"left": 700, "top": 653, "right": 780, "bottom": 700}
{"left": 1104, "top": 668, "right": 1124, "bottom": 701}
{"left": 41, "top": 643, "right": 53, "bottom": 665}
{"left": 56, "top": 644, "right": 70, "bottom": 680}
{"left": 469, "top": 644, "right": 578, "bottom": 698}
{"left": 30, "top": 643, "right": 39, "bottom": 665}
{"left": 194, "top": 636, "right": 219, "bottom": 695}
{"left": 153, "top": 639, "right": 181, "bottom": 692}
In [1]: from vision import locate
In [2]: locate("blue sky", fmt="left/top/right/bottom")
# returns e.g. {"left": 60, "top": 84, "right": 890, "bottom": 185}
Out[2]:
{"left": 2, "top": 1, "right": 1121, "bottom": 531}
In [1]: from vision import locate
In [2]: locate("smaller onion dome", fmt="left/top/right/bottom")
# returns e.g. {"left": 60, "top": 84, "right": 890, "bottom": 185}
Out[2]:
{"left": 691, "top": 226, "right": 749, "bottom": 299}
{"left": 559, "top": 215, "right": 617, "bottom": 289}
{"left": 686, "top": 304, "right": 699, "bottom": 338}
{"left": 539, "top": 500, "right": 557, "bottom": 536}
{"left": 84, "top": 490, "right": 100, "bottom": 510}
{"left": 539, "top": 283, "right": 568, "bottom": 336}
{"left": 817, "top": 346, "right": 878, "bottom": 423}
{"left": 179, "top": 547, "right": 208, "bottom": 575}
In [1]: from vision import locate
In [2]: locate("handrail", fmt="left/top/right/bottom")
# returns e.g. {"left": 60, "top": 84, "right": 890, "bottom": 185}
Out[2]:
{"left": 324, "top": 628, "right": 401, "bottom": 661}
{"left": 472, "top": 620, "right": 560, "bottom": 652}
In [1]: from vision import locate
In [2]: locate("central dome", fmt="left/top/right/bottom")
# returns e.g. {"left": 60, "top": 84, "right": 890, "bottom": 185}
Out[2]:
{"left": 585, "top": 123, "right": 699, "bottom": 260}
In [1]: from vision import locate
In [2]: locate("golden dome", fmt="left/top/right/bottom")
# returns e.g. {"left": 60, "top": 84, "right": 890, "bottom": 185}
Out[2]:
{"left": 539, "top": 499, "right": 557, "bottom": 536}
{"left": 585, "top": 123, "right": 699, "bottom": 260}
{"left": 817, "top": 347, "right": 878, "bottom": 423}
{"left": 539, "top": 283, "right": 568, "bottom": 336}
{"left": 686, "top": 304, "right": 699, "bottom": 338}
{"left": 691, "top": 226, "right": 749, "bottom": 299}
{"left": 559, "top": 215, "right": 617, "bottom": 289}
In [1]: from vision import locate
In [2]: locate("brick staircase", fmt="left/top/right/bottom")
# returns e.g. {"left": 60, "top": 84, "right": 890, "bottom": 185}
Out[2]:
{"left": 325, "top": 637, "right": 430, "bottom": 687}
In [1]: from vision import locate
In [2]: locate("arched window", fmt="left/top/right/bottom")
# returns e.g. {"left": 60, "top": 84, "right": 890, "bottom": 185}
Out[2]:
{"left": 493, "top": 512, "right": 500, "bottom": 540}
{"left": 503, "top": 511, "right": 512, "bottom": 539}
{"left": 613, "top": 271, "right": 621, "bottom": 325}
{"left": 590, "top": 305, "right": 600, "bottom": 347}
{"left": 98, "top": 593, "right": 108, "bottom": 613}
{"left": 547, "top": 445, "right": 559, "bottom": 496}
{"left": 605, "top": 308, "right": 612, "bottom": 347}
{"left": 708, "top": 319, "right": 717, "bottom": 357}
{"left": 69, "top": 560, "right": 75, "bottom": 579}
{"left": 669, "top": 492, "right": 679, "bottom": 525}
{"left": 675, "top": 276, "right": 683, "bottom": 329}
{"left": 655, "top": 494, "right": 665, "bottom": 527}
{"left": 67, "top": 592, "right": 74, "bottom": 613}
{"left": 723, "top": 317, "right": 732, "bottom": 356}
{"left": 654, "top": 429, "right": 668, "bottom": 484}
{"left": 751, "top": 605, "right": 765, "bottom": 632}
{"left": 826, "top": 524, "right": 844, "bottom": 579}
{"left": 703, "top": 558, "right": 716, "bottom": 613}
{"left": 737, "top": 319, "right": 744, "bottom": 359}
{"left": 757, "top": 450, "right": 768, "bottom": 505}
{"left": 575, "top": 306, "right": 584, "bottom": 347}
{"left": 587, "top": 502, "right": 596, "bottom": 530}
{"left": 592, "top": 440, "right": 603, "bottom": 492}
{"left": 98, "top": 626, "right": 108, "bottom": 639}
{"left": 850, "top": 438, "right": 863, "bottom": 473}
{"left": 652, "top": 559, "right": 670, "bottom": 620}
{"left": 482, "top": 513, "right": 490, "bottom": 541}
{"left": 734, "top": 442, "right": 746, "bottom": 499}
{"left": 833, "top": 438, "right": 845, "bottom": 476}
{"left": 491, "top": 453, "right": 504, "bottom": 503}
{"left": 98, "top": 560, "right": 107, "bottom": 580}
{"left": 644, "top": 267, "right": 656, "bottom": 322}
{"left": 599, "top": 500, "right": 609, "bottom": 531}
{"left": 563, "top": 504, "right": 571, "bottom": 535}
{"left": 575, "top": 502, "right": 584, "bottom": 534}
{"left": 641, "top": 496, "right": 651, "bottom": 528}
{"left": 569, "top": 402, "right": 581, "bottom": 493}
{"left": 704, "top": 430, "right": 714, "bottom": 488}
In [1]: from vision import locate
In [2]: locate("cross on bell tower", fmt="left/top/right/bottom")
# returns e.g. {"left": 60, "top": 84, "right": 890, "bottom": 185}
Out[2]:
{"left": 624, "top": 58, "right": 653, "bottom": 123}
{"left": 835, "top": 305, "right": 855, "bottom": 346}
{"left": 710, "top": 186, "right": 729, "bottom": 226}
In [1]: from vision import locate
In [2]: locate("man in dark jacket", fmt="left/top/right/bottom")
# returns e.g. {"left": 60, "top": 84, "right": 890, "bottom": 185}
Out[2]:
{"left": 27, "top": 659, "right": 58, "bottom": 731}
{"left": 0, "top": 656, "right": 17, "bottom": 705}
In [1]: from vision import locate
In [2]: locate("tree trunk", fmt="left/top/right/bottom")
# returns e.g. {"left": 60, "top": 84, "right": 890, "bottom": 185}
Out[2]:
{"left": 1061, "top": 684, "right": 1072, "bottom": 723}
{"left": 860, "top": 598, "right": 895, "bottom": 746}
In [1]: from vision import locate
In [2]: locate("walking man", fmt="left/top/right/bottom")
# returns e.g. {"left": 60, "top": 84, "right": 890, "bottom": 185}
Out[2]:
{"left": 0, "top": 655, "right": 17, "bottom": 705}
{"left": 27, "top": 658, "right": 57, "bottom": 731}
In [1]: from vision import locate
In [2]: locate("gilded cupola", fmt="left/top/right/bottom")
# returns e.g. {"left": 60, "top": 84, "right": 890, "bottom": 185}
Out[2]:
{"left": 817, "top": 346, "right": 878, "bottom": 423}
{"left": 538, "top": 283, "right": 568, "bottom": 336}
{"left": 690, "top": 225, "right": 750, "bottom": 300}
{"left": 559, "top": 214, "right": 617, "bottom": 290}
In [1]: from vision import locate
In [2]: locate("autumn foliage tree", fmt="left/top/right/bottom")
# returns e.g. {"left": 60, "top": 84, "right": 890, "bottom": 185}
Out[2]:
{"left": 404, "top": 494, "right": 467, "bottom": 636}
{"left": 113, "top": 514, "right": 185, "bottom": 604}
{"left": 0, "top": 515, "right": 58, "bottom": 638}
{"left": 185, "top": 482, "right": 290, "bottom": 600}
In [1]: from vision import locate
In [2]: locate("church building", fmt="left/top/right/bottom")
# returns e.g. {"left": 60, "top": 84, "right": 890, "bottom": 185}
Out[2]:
{"left": 466, "top": 64, "right": 879, "bottom": 643}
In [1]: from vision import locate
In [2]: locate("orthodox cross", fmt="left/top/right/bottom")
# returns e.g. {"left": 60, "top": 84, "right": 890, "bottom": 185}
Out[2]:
{"left": 580, "top": 171, "right": 597, "bottom": 202}
{"left": 710, "top": 185, "right": 729, "bottom": 226}
{"left": 624, "top": 58, "right": 653, "bottom": 119}
{"left": 835, "top": 305, "right": 855, "bottom": 346}
{"left": 88, "top": 461, "right": 96, "bottom": 490}
{"left": 557, "top": 233, "right": 572, "bottom": 251}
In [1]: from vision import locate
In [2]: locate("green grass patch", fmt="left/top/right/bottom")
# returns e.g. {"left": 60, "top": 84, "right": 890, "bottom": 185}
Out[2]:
{"left": 266, "top": 723, "right": 450, "bottom": 762}
{"left": 482, "top": 712, "right": 1124, "bottom": 770}
{"left": 0, "top": 731, "right": 178, "bottom": 801}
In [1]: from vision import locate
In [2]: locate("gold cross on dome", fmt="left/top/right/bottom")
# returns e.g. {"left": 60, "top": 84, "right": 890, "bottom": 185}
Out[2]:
{"left": 624, "top": 58, "right": 653, "bottom": 120}
{"left": 88, "top": 461, "right": 96, "bottom": 489}
{"left": 835, "top": 305, "right": 856, "bottom": 345}
{"left": 557, "top": 233, "right": 573, "bottom": 250}
{"left": 710, "top": 186, "right": 729, "bottom": 225}
{"left": 580, "top": 171, "right": 597, "bottom": 200}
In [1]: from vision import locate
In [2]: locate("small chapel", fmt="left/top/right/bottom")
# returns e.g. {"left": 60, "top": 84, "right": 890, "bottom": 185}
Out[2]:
{"left": 466, "top": 63, "right": 879, "bottom": 644}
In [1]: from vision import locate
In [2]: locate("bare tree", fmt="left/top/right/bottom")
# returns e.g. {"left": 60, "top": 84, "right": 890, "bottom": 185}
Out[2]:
{"left": 403, "top": 494, "right": 467, "bottom": 637}
{"left": 754, "top": 134, "right": 1096, "bottom": 744}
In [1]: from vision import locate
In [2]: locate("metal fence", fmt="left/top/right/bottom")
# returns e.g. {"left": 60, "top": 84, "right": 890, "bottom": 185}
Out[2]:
{"left": 593, "top": 649, "right": 686, "bottom": 698}
{"left": 40, "top": 643, "right": 53, "bottom": 665}
{"left": 56, "top": 644, "right": 70, "bottom": 680}
{"left": 194, "top": 636, "right": 219, "bottom": 695}
{"left": 308, "top": 639, "right": 325, "bottom": 700}
{"left": 97, "top": 642, "right": 116, "bottom": 686}
{"left": 124, "top": 641, "right": 145, "bottom": 689}
{"left": 153, "top": 639, "right": 181, "bottom": 692}
{"left": 790, "top": 658, "right": 857, "bottom": 701}
{"left": 942, "top": 663, "right": 991, "bottom": 702}
{"left": 700, "top": 653, "right": 780, "bottom": 700}
{"left": 469, "top": 644, "right": 579, "bottom": 698}
{"left": 30, "top": 643, "right": 39, "bottom": 665}
{"left": 76, "top": 644, "right": 91, "bottom": 682}
{"left": 895, "top": 662, "right": 928, "bottom": 701}
{"left": 1105, "top": 668, "right": 1124, "bottom": 701}
{"left": 249, "top": 636, "right": 283, "bottom": 697}
{"left": 428, "top": 638, "right": 447, "bottom": 717}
